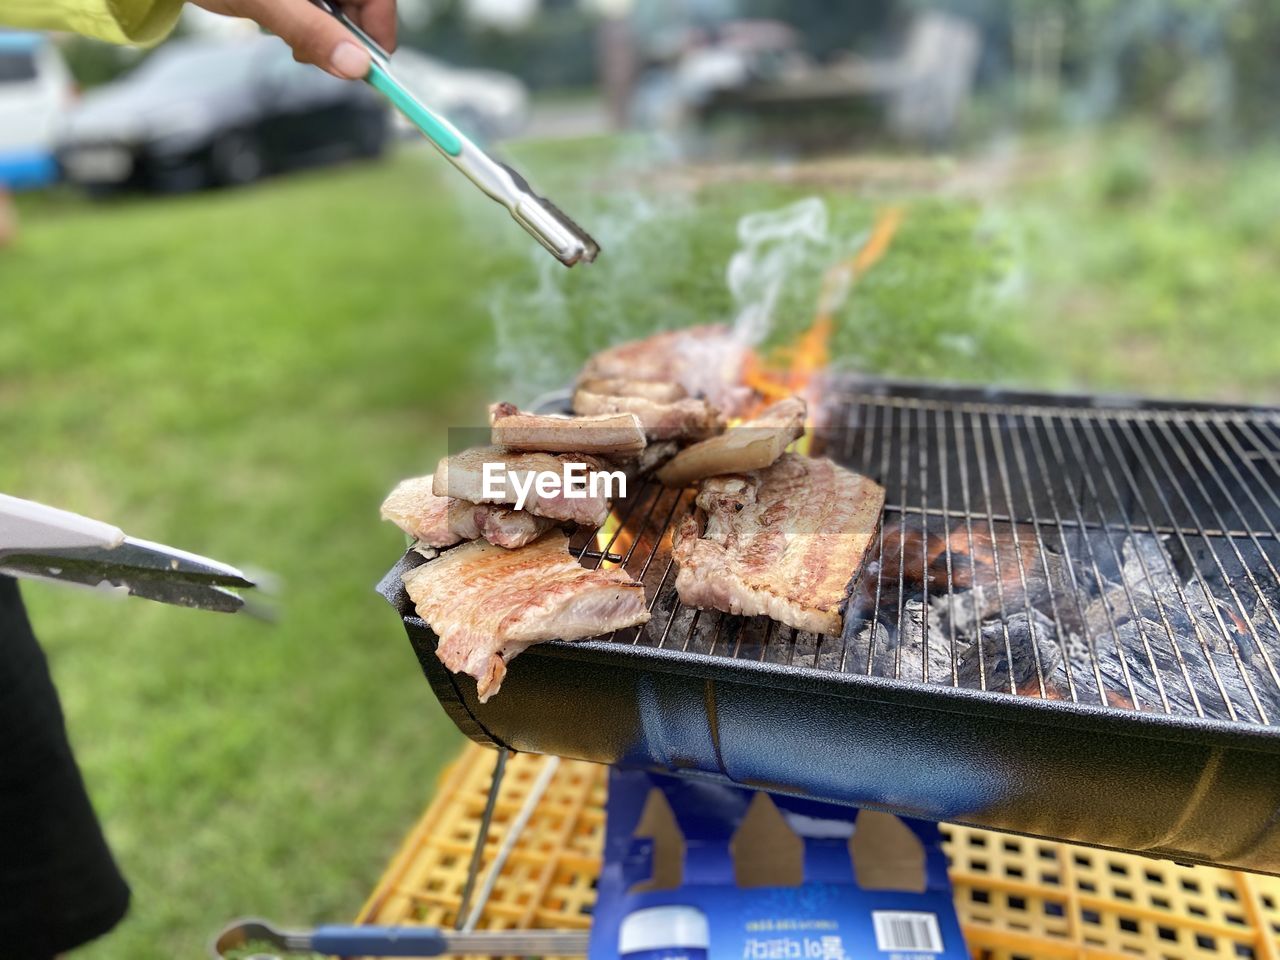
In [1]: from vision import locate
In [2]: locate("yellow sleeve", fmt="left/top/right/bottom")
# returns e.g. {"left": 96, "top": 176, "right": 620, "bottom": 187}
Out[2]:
{"left": 0, "top": 0, "right": 185, "bottom": 46}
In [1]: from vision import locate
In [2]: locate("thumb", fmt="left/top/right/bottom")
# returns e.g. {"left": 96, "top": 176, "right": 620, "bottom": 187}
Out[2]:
{"left": 240, "top": 0, "right": 372, "bottom": 79}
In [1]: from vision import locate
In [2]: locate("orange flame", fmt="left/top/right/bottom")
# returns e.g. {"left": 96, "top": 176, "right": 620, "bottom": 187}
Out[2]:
{"left": 593, "top": 510, "right": 636, "bottom": 566}
{"left": 741, "top": 206, "right": 904, "bottom": 414}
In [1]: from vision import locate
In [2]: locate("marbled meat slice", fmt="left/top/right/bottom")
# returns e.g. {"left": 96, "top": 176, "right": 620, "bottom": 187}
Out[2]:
{"left": 448, "top": 499, "right": 555, "bottom": 549}
{"left": 579, "top": 377, "right": 687, "bottom": 403}
{"left": 434, "top": 446, "right": 614, "bottom": 527}
{"left": 381, "top": 475, "right": 463, "bottom": 550}
{"left": 402, "top": 531, "right": 650, "bottom": 702}
{"left": 657, "top": 396, "right": 806, "bottom": 488}
{"left": 573, "top": 379, "right": 724, "bottom": 442}
{"left": 489, "top": 401, "right": 646, "bottom": 456}
{"left": 632, "top": 440, "right": 680, "bottom": 476}
{"left": 381, "top": 474, "right": 553, "bottom": 552}
{"left": 579, "top": 325, "right": 751, "bottom": 416}
{"left": 672, "top": 454, "right": 885, "bottom": 636}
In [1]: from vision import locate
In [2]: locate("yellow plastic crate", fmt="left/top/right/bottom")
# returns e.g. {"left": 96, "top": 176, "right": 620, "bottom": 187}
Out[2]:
{"left": 359, "top": 745, "right": 1280, "bottom": 960}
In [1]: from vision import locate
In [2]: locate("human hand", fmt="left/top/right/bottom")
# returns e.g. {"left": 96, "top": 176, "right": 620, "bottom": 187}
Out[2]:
{"left": 190, "top": 0, "right": 397, "bottom": 79}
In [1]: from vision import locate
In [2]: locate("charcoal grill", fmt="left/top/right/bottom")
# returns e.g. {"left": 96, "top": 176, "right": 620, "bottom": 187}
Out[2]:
{"left": 381, "top": 376, "right": 1280, "bottom": 875}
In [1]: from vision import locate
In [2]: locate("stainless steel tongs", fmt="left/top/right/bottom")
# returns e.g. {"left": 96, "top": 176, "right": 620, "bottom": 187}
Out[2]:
{"left": 0, "top": 493, "right": 256, "bottom": 614}
{"left": 310, "top": 0, "right": 600, "bottom": 268}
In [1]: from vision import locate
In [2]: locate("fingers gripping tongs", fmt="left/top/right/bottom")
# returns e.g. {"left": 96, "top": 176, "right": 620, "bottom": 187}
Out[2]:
{"left": 311, "top": 0, "right": 600, "bottom": 268}
{"left": 0, "top": 493, "right": 256, "bottom": 614}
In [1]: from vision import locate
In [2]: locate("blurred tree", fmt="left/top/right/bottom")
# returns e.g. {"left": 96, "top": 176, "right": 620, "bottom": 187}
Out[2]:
{"left": 57, "top": 15, "right": 191, "bottom": 88}
{"left": 58, "top": 35, "right": 140, "bottom": 87}
{"left": 1225, "top": 1, "right": 1280, "bottom": 137}
{"left": 912, "top": 0, "right": 1279, "bottom": 141}
{"left": 401, "top": 0, "right": 598, "bottom": 90}
{"left": 739, "top": 0, "right": 895, "bottom": 61}
{"left": 404, "top": 0, "right": 469, "bottom": 55}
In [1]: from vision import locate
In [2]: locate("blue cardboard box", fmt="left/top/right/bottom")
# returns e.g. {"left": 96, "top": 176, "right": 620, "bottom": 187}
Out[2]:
{"left": 591, "top": 770, "right": 967, "bottom": 960}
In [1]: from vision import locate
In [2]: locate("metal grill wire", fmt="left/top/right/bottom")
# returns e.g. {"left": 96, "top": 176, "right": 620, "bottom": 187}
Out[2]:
{"left": 567, "top": 394, "right": 1280, "bottom": 727}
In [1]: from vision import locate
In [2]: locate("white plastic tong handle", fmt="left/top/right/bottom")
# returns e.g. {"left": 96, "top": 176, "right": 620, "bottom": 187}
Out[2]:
{"left": 0, "top": 493, "right": 125, "bottom": 553}
{"left": 0, "top": 493, "right": 258, "bottom": 614}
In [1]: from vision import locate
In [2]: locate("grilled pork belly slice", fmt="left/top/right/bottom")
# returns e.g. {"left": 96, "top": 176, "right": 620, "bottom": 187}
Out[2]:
{"left": 402, "top": 531, "right": 650, "bottom": 702}
{"left": 573, "top": 380, "right": 725, "bottom": 442}
{"left": 579, "top": 377, "right": 687, "bottom": 403}
{"left": 634, "top": 440, "right": 680, "bottom": 475}
{"left": 448, "top": 500, "right": 555, "bottom": 549}
{"left": 489, "top": 402, "right": 647, "bottom": 456}
{"left": 607, "top": 441, "right": 681, "bottom": 492}
{"left": 382, "top": 474, "right": 554, "bottom": 552}
{"left": 672, "top": 454, "right": 885, "bottom": 636}
{"left": 579, "top": 325, "right": 752, "bottom": 417}
{"left": 657, "top": 396, "right": 806, "bottom": 488}
{"left": 434, "top": 446, "right": 613, "bottom": 527}
{"left": 381, "top": 475, "right": 463, "bottom": 549}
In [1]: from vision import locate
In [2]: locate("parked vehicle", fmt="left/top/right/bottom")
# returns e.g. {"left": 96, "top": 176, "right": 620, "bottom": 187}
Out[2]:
{"left": 389, "top": 48, "right": 528, "bottom": 142}
{"left": 56, "top": 35, "right": 389, "bottom": 193}
{"left": 0, "top": 32, "right": 76, "bottom": 190}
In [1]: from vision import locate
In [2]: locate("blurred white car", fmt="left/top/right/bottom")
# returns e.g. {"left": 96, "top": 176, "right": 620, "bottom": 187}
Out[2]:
{"left": 56, "top": 37, "right": 388, "bottom": 193}
{"left": 388, "top": 49, "right": 528, "bottom": 142}
{"left": 0, "top": 32, "right": 75, "bottom": 189}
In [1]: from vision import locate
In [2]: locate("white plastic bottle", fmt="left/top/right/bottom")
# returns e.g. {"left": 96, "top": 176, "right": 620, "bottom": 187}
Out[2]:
{"left": 619, "top": 905, "right": 710, "bottom": 960}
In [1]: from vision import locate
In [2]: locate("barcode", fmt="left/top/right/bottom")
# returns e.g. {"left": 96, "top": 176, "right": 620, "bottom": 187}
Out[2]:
{"left": 872, "top": 911, "right": 943, "bottom": 953}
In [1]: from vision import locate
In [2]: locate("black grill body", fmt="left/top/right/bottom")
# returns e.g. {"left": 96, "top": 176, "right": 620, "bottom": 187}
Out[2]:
{"left": 381, "top": 377, "right": 1280, "bottom": 875}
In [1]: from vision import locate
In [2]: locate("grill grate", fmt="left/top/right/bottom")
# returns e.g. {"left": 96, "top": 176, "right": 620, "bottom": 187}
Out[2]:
{"left": 569, "top": 383, "right": 1280, "bottom": 727}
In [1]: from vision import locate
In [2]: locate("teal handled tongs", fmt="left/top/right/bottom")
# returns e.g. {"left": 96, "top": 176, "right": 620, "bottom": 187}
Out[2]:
{"left": 311, "top": 0, "right": 599, "bottom": 267}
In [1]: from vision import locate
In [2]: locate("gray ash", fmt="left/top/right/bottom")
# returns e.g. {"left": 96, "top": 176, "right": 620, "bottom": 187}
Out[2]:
{"left": 838, "top": 517, "right": 1280, "bottom": 723}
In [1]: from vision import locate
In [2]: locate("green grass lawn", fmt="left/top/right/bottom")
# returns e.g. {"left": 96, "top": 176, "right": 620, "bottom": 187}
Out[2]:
{"left": 1, "top": 151, "right": 501, "bottom": 959}
{"left": 1008, "top": 126, "right": 1280, "bottom": 402}
{"left": 0, "top": 129, "right": 1276, "bottom": 959}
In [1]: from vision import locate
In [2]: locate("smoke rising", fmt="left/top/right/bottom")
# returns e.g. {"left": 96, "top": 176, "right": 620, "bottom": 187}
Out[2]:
{"left": 727, "top": 197, "right": 830, "bottom": 348}
{"left": 487, "top": 191, "right": 889, "bottom": 401}
{"left": 479, "top": 167, "right": 1020, "bottom": 403}
{"left": 486, "top": 184, "right": 696, "bottom": 403}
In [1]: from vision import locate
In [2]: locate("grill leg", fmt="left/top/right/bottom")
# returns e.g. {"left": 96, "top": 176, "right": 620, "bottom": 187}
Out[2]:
{"left": 455, "top": 747, "right": 509, "bottom": 930}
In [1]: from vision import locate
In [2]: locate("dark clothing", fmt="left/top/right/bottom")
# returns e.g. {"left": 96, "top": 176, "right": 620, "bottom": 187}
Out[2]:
{"left": 0, "top": 576, "right": 130, "bottom": 959}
